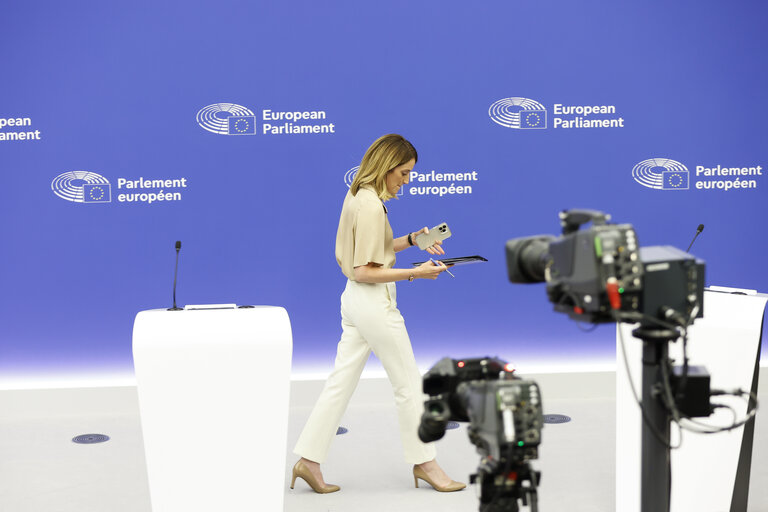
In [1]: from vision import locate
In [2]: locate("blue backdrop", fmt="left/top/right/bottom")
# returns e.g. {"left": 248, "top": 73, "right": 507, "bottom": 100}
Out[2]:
{"left": 2, "top": 1, "right": 766, "bottom": 385}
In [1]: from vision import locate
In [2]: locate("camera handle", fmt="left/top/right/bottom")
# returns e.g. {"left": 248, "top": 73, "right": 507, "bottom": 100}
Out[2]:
{"left": 558, "top": 209, "right": 610, "bottom": 235}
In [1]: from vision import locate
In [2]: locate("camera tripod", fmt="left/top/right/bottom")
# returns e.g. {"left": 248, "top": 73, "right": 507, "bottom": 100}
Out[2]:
{"left": 633, "top": 324, "right": 679, "bottom": 512}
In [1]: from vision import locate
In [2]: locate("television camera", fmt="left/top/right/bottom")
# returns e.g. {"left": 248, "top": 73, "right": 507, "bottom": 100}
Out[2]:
{"left": 418, "top": 356, "right": 543, "bottom": 512}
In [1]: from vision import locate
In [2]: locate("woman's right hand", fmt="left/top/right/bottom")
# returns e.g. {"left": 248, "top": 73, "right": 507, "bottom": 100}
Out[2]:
{"left": 415, "top": 259, "right": 448, "bottom": 280}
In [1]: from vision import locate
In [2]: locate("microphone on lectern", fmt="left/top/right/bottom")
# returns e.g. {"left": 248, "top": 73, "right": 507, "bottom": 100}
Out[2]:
{"left": 686, "top": 224, "right": 705, "bottom": 253}
{"left": 168, "top": 241, "right": 183, "bottom": 311}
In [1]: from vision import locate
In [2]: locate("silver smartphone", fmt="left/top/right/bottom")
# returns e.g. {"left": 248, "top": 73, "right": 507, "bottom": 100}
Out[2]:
{"left": 415, "top": 222, "right": 452, "bottom": 250}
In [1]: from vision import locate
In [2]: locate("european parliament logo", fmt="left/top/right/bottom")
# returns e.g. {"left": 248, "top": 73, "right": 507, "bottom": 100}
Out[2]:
{"left": 632, "top": 158, "right": 689, "bottom": 190}
{"left": 197, "top": 103, "right": 256, "bottom": 135}
{"left": 51, "top": 171, "right": 112, "bottom": 203}
{"left": 489, "top": 97, "right": 547, "bottom": 129}
{"left": 344, "top": 166, "right": 359, "bottom": 188}
{"left": 344, "top": 166, "right": 403, "bottom": 196}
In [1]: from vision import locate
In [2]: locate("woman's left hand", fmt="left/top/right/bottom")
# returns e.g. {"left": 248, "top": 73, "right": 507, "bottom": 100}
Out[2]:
{"left": 414, "top": 226, "right": 446, "bottom": 255}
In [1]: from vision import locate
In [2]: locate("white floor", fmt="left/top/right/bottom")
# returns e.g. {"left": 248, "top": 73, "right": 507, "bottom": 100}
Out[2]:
{"left": 0, "top": 371, "right": 766, "bottom": 512}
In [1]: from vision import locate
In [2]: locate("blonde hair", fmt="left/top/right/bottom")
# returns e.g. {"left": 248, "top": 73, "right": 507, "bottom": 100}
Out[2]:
{"left": 350, "top": 134, "right": 417, "bottom": 200}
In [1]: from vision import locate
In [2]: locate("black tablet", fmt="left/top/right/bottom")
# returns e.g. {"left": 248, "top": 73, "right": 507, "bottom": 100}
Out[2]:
{"left": 412, "top": 255, "right": 488, "bottom": 267}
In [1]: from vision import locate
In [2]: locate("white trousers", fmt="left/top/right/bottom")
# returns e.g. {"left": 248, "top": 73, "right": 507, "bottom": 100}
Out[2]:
{"left": 293, "top": 279, "right": 436, "bottom": 464}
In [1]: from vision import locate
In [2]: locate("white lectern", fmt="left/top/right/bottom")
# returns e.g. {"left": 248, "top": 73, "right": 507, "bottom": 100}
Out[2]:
{"left": 616, "top": 289, "right": 766, "bottom": 512}
{"left": 133, "top": 305, "right": 292, "bottom": 512}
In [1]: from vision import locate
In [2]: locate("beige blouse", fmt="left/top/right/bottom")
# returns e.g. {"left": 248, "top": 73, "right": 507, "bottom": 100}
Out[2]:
{"left": 335, "top": 187, "right": 396, "bottom": 280}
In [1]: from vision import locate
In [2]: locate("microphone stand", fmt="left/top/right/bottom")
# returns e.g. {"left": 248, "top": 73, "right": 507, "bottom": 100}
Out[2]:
{"left": 686, "top": 225, "right": 704, "bottom": 253}
{"left": 168, "top": 242, "right": 183, "bottom": 311}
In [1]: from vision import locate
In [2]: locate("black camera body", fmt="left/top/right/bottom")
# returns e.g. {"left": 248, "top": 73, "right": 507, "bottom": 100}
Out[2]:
{"left": 461, "top": 378, "right": 543, "bottom": 463}
{"left": 505, "top": 209, "right": 704, "bottom": 324}
{"left": 419, "top": 357, "right": 543, "bottom": 512}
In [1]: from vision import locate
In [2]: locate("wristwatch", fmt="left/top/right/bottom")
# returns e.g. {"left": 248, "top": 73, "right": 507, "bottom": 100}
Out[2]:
{"left": 408, "top": 273, "right": 415, "bottom": 282}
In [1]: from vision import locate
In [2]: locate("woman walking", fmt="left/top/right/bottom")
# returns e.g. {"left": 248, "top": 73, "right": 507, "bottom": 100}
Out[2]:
{"left": 291, "top": 134, "right": 465, "bottom": 494}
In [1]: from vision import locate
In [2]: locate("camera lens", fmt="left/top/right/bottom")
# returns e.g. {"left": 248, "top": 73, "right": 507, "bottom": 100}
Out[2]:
{"left": 418, "top": 399, "right": 451, "bottom": 443}
{"left": 505, "top": 236, "right": 555, "bottom": 283}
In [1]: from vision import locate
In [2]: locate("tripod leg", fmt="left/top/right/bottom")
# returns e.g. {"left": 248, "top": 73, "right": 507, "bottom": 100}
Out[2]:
{"left": 641, "top": 339, "right": 671, "bottom": 512}
{"left": 529, "top": 490, "right": 539, "bottom": 512}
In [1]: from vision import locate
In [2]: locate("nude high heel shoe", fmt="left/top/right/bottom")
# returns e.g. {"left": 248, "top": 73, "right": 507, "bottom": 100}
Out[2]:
{"left": 413, "top": 465, "right": 466, "bottom": 492}
{"left": 290, "top": 460, "right": 340, "bottom": 493}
